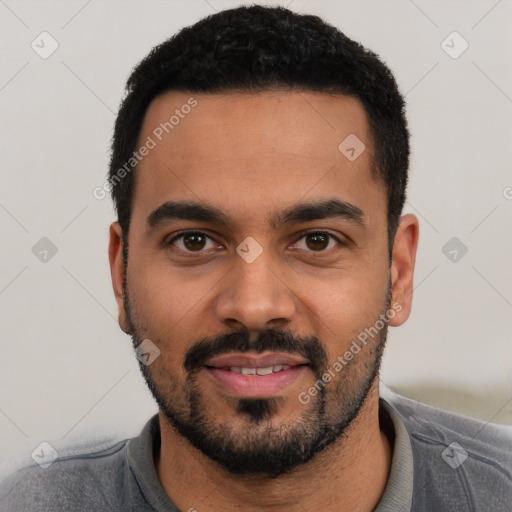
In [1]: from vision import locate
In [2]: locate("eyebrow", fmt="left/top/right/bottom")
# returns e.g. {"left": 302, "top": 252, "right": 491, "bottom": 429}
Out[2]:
{"left": 273, "top": 199, "right": 364, "bottom": 229}
{"left": 146, "top": 199, "right": 365, "bottom": 230}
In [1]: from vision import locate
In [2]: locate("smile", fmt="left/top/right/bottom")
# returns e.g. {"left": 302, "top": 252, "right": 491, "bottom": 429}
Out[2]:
{"left": 203, "top": 352, "right": 310, "bottom": 398}
{"left": 217, "top": 364, "right": 291, "bottom": 375}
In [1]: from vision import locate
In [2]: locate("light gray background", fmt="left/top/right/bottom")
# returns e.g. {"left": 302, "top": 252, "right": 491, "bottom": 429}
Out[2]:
{"left": 1, "top": 0, "right": 511, "bottom": 479}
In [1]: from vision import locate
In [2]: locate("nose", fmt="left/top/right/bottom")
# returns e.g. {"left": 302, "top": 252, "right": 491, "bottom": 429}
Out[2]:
{"left": 213, "top": 248, "right": 297, "bottom": 332}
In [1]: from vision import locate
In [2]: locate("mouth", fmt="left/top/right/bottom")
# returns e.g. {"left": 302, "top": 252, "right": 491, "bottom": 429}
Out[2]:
{"left": 203, "top": 351, "right": 311, "bottom": 398}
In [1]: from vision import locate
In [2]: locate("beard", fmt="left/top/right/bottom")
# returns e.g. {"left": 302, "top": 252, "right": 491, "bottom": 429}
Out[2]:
{"left": 124, "top": 282, "right": 391, "bottom": 479}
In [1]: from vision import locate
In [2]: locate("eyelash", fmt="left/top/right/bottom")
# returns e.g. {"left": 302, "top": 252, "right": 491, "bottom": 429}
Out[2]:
{"left": 166, "top": 230, "right": 344, "bottom": 256}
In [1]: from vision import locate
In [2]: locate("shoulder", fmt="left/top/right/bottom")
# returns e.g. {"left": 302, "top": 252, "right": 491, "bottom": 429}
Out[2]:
{"left": 0, "top": 438, "right": 131, "bottom": 512}
{"left": 382, "top": 386, "right": 512, "bottom": 511}
{"left": 385, "top": 388, "right": 512, "bottom": 461}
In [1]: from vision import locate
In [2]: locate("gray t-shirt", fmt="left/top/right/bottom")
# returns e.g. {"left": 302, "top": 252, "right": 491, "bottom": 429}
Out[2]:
{"left": 1, "top": 385, "right": 511, "bottom": 511}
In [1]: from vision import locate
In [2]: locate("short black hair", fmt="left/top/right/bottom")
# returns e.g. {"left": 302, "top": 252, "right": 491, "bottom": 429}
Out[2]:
{"left": 109, "top": 5, "right": 409, "bottom": 253}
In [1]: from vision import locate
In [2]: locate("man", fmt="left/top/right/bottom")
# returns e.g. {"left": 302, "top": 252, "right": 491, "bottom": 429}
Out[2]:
{"left": 1, "top": 5, "right": 510, "bottom": 511}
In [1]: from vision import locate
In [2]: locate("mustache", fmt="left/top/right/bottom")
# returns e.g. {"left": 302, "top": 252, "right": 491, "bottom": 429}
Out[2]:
{"left": 184, "top": 328, "right": 328, "bottom": 374}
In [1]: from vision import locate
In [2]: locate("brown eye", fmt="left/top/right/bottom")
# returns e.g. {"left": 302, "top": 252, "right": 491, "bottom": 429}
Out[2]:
{"left": 292, "top": 231, "right": 341, "bottom": 252}
{"left": 169, "top": 231, "right": 217, "bottom": 253}
{"left": 183, "top": 233, "right": 206, "bottom": 251}
{"left": 305, "top": 233, "right": 329, "bottom": 251}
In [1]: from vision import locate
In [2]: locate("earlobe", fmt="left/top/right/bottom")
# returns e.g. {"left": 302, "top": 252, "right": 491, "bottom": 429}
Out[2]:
{"left": 108, "top": 222, "right": 130, "bottom": 334}
{"left": 388, "top": 214, "right": 419, "bottom": 327}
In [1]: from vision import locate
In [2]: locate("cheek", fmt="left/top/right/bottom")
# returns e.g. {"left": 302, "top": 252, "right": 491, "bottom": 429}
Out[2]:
{"left": 297, "top": 273, "right": 389, "bottom": 358}
{"left": 300, "top": 261, "right": 387, "bottom": 314}
{"left": 127, "top": 252, "right": 215, "bottom": 327}
{"left": 126, "top": 256, "right": 227, "bottom": 374}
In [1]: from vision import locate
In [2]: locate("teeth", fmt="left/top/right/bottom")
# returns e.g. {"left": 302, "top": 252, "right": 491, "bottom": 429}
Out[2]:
{"left": 229, "top": 365, "right": 291, "bottom": 375}
{"left": 256, "top": 366, "right": 273, "bottom": 376}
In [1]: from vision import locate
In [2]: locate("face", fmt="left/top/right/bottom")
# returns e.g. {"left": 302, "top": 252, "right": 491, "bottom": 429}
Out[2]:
{"left": 109, "top": 90, "right": 415, "bottom": 477}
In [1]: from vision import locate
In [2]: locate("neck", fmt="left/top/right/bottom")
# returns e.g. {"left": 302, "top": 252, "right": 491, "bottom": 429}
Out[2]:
{"left": 156, "top": 380, "right": 391, "bottom": 512}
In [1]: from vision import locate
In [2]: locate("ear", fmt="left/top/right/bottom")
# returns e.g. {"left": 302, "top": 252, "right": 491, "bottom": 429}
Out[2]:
{"left": 108, "top": 222, "right": 130, "bottom": 334}
{"left": 388, "top": 214, "right": 419, "bottom": 327}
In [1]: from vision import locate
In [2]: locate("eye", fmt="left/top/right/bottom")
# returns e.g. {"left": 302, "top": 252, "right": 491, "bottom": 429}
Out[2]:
{"left": 167, "top": 230, "right": 343, "bottom": 255}
{"left": 291, "top": 231, "right": 342, "bottom": 252}
{"left": 168, "top": 231, "right": 219, "bottom": 253}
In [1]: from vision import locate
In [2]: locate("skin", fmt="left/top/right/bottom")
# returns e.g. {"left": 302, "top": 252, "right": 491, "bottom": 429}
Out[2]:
{"left": 109, "top": 90, "right": 419, "bottom": 511}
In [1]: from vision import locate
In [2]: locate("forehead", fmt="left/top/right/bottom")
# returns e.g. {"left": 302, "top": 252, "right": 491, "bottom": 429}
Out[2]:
{"left": 131, "top": 90, "right": 385, "bottom": 231}
{"left": 141, "top": 89, "right": 370, "bottom": 159}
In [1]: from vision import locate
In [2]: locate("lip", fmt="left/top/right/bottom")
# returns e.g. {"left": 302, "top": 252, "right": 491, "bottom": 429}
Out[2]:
{"left": 203, "top": 351, "right": 310, "bottom": 398}
{"left": 205, "top": 351, "right": 309, "bottom": 369}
